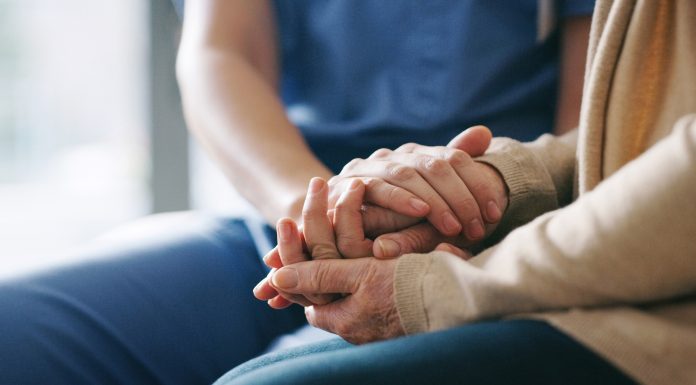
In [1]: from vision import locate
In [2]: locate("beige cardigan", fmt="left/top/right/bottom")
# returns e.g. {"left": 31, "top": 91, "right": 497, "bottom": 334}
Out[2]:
{"left": 393, "top": 1, "right": 696, "bottom": 384}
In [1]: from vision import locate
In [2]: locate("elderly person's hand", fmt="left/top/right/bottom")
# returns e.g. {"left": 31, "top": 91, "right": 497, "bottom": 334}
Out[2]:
{"left": 273, "top": 257, "right": 402, "bottom": 344}
{"left": 260, "top": 177, "right": 405, "bottom": 343}
{"left": 255, "top": 177, "right": 471, "bottom": 342}
{"left": 254, "top": 176, "right": 374, "bottom": 308}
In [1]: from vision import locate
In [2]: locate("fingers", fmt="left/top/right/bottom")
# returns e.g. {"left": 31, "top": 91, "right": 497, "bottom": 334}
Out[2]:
{"left": 303, "top": 178, "right": 340, "bottom": 260}
{"left": 277, "top": 218, "right": 307, "bottom": 266}
{"left": 341, "top": 158, "right": 463, "bottom": 236}
{"left": 267, "top": 295, "right": 292, "bottom": 309}
{"left": 298, "top": 177, "right": 342, "bottom": 305}
{"left": 262, "top": 247, "right": 283, "bottom": 269}
{"left": 455, "top": 161, "right": 505, "bottom": 224}
{"left": 446, "top": 125, "right": 492, "bottom": 157}
{"left": 253, "top": 274, "right": 279, "bottom": 300}
{"left": 361, "top": 205, "right": 421, "bottom": 238}
{"left": 328, "top": 176, "right": 430, "bottom": 218}
{"left": 256, "top": 269, "right": 321, "bottom": 307}
{"left": 435, "top": 242, "right": 472, "bottom": 260}
{"left": 334, "top": 179, "right": 373, "bottom": 258}
{"left": 396, "top": 144, "right": 504, "bottom": 228}
{"left": 404, "top": 150, "right": 486, "bottom": 239}
{"left": 373, "top": 222, "right": 463, "bottom": 259}
{"left": 271, "top": 258, "right": 369, "bottom": 295}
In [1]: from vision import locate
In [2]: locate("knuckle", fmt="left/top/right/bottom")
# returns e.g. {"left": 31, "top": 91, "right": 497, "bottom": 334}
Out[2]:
{"left": 387, "top": 164, "right": 417, "bottom": 182}
{"left": 334, "top": 196, "right": 351, "bottom": 211}
{"left": 336, "top": 238, "right": 354, "bottom": 254}
{"left": 327, "top": 175, "right": 341, "bottom": 187}
{"left": 469, "top": 180, "right": 493, "bottom": 198}
{"left": 311, "top": 243, "right": 338, "bottom": 260}
{"left": 362, "top": 177, "right": 381, "bottom": 190}
{"left": 386, "top": 186, "right": 405, "bottom": 206}
{"left": 444, "top": 149, "right": 471, "bottom": 168}
{"left": 340, "top": 158, "right": 363, "bottom": 174}
{"left": 396, "top": 142, "right": 418, "bottom": 153}
{"left": 369, "top": 148, "right": 392, "bottom": 159}
{"left": 336, "top": 234, "right": 362, "bottom": 254}
{"left": 452, "top": 195, "right": 480, "bottom": 214}
{"left": 422, "top": 158, "right": 450, "bottom": 176}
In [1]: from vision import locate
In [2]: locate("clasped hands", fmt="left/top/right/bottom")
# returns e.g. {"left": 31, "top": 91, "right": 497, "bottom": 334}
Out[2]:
{"left": 253, "top": 126, "right": 508, "bottom": 344}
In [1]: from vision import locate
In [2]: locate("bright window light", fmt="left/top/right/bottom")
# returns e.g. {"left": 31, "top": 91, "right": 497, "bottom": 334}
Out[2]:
{"left": 0, "top": 0, "right": 149, "bottom": 277}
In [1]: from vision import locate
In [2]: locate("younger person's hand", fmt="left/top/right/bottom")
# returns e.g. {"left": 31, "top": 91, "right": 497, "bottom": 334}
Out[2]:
{"left": 330, "top": 126, "right": 508, "bottom": 258}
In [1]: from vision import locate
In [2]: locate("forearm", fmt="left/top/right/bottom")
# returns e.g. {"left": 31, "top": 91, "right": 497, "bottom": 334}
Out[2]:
{"left": 396, "top": 116, "right": 696, "bottom": 334}
{"left": 177, "top": 49, "right": 332, "bottom": 223}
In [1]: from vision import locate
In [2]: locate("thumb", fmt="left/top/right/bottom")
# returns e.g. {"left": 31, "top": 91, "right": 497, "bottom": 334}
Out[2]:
{"left": 447, "top": 125, "right": 492, "bottom": 157}
{"left": 373, "top": 223, "right": 449, "bottom": 259}
{"left": 271, "top": 259, "right": 366, "bottom": 294}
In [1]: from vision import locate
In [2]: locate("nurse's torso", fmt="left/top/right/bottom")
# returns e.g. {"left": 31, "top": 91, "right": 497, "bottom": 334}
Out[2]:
{"left": 273, "top": 0, "right": 562, "bottom": 173}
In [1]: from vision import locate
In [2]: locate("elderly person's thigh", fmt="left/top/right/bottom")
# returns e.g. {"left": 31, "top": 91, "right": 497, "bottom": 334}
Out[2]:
{"left": 215, "top": 320, "right": 637, "bottom": 385}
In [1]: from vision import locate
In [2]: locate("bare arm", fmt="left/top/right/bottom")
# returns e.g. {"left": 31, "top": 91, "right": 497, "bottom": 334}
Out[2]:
{"left": 176, "top": 0, "right": 332, "bottom": 224}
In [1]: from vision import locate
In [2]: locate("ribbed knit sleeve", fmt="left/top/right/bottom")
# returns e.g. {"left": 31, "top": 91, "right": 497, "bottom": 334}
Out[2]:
{"left": 394, "top": 116, "right": 696, "bottom": 334}
{"left": 474, "top": 130, "right": 577, "bottom": 243}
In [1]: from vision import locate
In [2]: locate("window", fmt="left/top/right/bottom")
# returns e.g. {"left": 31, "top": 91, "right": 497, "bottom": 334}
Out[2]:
{"left": 0, "top": 0, "right": 149, "bottom": 276}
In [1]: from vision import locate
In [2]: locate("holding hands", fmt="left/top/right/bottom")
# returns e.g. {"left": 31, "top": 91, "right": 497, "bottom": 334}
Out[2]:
{"left": 330, "top": 125, "right": 508, "bottom": 258}
{"left": 255, "top": 177, "right": 405, "bottom": 343}
{"left": 254, "top": 126, "right": 507, "bottom": 343}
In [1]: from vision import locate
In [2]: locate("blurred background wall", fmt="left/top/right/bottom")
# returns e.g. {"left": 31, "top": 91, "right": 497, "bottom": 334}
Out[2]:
{"left": 0, "top": 0, "right": 243, "bottom": 277}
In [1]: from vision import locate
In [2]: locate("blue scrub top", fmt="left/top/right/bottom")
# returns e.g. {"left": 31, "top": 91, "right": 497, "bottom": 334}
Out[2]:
{"left": 272, "top": 0, "right": 594, "bottom": 173}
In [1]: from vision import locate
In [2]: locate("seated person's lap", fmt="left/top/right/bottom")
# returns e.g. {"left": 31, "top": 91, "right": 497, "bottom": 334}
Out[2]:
{"left": 0, "top": 213, "right": 305, "bottom": 385}
{"left": 215, "top": 320, "right": 637, "bottom": 385}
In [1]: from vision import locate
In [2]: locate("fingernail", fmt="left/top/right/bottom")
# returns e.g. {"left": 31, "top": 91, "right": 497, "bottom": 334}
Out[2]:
{"left": 308, "top": 178, "right": 324, "bottom": 194}
{"left": 409, "top": 198, "right": 429, "bottom": 213}
{"left": 377, "top": 239, "right": 401, "bottom": 258}
{"left": 486, "top": 201, "right": 502, "bottom": 222}
{"left": 272, "top": 267, "right": 298, "bottom": 289}
{"left": 442, "top": 212, "right": 462, "bottom": 234}
{"left": 252, "top": 279, "right": 264, "bottom": 294}
{"left": 466, "top": 219, "right": 485, "bottom": 240}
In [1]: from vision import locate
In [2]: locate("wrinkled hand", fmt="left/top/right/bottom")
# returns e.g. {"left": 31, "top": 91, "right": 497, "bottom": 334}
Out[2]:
{"left": 255, "top": 177, "right": 373, "bottom": 308}
{"left": 330, "top": 125, "right": 508, "bottom": 258}
{"left": 254, "top": 177, "right": 470, "bottom": 343}
{"left": 272, "top": 257, "right": 402, "bottom": 344}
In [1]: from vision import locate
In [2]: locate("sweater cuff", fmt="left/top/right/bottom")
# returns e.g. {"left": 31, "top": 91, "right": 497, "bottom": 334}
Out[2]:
{"left": 394, "top": 254, "right": 433, "bottom": 335}
{"left": 475, "top": 138, "right": 559, "bottom": 242}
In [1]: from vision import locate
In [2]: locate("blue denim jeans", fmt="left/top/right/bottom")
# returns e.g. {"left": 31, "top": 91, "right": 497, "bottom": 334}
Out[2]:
{"left": 215, "top": 320, "right": 637, "bottom": 385}
{"left": 0, "top": 213, "right": 635, "bottom": 384}
{"left": 0, "top": 213, "right": 305, "bottom": 385}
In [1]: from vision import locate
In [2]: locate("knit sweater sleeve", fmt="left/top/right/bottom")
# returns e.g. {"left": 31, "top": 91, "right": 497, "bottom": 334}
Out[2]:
{"left": 394, "top": 116, "right": 696, "bottom": 334}
{"left": 475, "top": 129, "right": 577, "bottom": 243}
